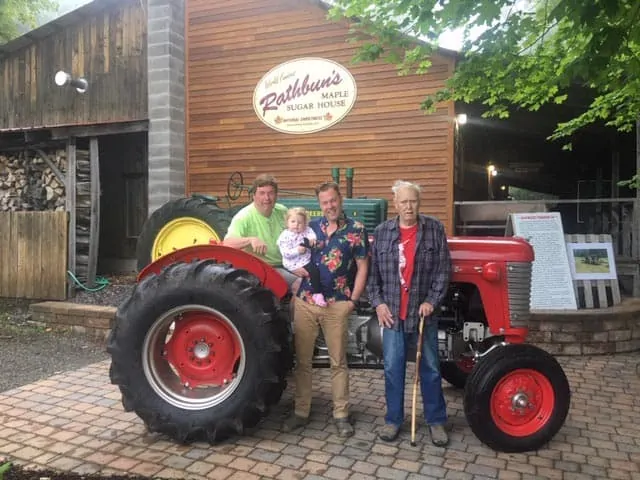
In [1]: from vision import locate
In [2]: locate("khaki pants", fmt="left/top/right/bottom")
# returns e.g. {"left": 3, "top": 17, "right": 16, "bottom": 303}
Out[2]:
{"left": 292, "top": 297, "right": 351, "bottom": 419}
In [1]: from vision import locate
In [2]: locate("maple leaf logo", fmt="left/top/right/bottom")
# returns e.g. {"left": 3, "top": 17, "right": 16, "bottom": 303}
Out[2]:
{"left": 324, "top": 112, "right": 333, "bottom": 121}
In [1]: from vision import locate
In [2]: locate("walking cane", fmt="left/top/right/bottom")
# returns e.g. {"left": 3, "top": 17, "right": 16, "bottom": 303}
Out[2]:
{"left": 411, "top": 313, "right": 426, "bottom": 447}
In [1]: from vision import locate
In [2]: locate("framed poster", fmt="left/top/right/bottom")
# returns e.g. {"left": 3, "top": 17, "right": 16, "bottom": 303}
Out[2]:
{"left": 566, "top": 242, "right": 617, "bottom": 280}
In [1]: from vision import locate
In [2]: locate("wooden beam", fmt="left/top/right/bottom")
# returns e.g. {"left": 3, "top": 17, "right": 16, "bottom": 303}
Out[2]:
{"left": 87, "top": 137, "right": 101, "bottom": 289}
{"left": 66, "top": 137, "right": 77, "bottom": 297}
{"left": 33, "top": 148, "right": 65, "bottom": 185}
{"left": 49, "top": 120, "right": 149, "bottom": 140}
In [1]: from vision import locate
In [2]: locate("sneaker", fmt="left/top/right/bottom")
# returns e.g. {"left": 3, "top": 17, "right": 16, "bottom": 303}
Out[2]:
{"left": 312, "top": 293, "right": 327, "bottom": 307}
{"left": 282, "top": 414, "right": 308, "bottom": 432}
{"left": 378, "top": 424, "right": 400, "bottom": 442}
{"left": 334, "top": 417, "right": 354, "bottom": 438}
{"left": 429, "top": 424, "right": 449, "bottom": 447}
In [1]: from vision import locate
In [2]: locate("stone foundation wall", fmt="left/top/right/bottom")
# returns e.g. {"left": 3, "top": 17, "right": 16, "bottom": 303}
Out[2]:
{"left": 528, "top": 300, "right": 640, "bottom": 355}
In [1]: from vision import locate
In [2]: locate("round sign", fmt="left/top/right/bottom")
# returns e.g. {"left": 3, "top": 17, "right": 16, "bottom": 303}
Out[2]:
{"left": 252, "top": 57, "right": 358, "bottom": 134}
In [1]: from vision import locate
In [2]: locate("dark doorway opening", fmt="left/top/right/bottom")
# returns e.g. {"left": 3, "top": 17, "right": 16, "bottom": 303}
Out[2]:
{"left": 97, "top": 131, "right": 148, "bottom": 275}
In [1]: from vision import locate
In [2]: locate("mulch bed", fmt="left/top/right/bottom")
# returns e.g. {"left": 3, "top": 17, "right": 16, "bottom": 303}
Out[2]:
{"left": 1, "top": 462, "right": 163, "bottom": 480}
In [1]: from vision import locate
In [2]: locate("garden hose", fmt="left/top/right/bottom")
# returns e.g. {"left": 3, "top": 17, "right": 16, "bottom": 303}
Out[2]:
{"left": 66, "top": 270, "right": 110, "bottom": 292}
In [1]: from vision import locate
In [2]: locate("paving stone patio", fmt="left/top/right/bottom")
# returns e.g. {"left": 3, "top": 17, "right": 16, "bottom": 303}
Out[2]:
{"left": 1, "top": 353, "right": 640, "bottom": 480}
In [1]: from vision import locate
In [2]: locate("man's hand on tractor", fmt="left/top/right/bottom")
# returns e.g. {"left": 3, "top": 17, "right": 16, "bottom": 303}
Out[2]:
{"left": 376, "top": 303, "right": 394, "bottom": 328}
{"left": 250, "top": 237, "right": 267, "bottom": 255}
{"left": 419, "top": 302, "right": 434, "bottom": 318}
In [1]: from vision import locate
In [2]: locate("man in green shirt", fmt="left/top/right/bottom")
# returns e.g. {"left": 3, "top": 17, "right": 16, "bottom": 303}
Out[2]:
{"left": 224, "top": 174, "right": 304, "bottom": 288}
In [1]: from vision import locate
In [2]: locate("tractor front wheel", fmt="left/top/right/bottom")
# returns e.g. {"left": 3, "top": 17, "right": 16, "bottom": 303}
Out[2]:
{"left": 463, "top": 344, "right": 571, "bottom": 453}
{"left": 107, "top": 260, "right": 291, "bottom": 444}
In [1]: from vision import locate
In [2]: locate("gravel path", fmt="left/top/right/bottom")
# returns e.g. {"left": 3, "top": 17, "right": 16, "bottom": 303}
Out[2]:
{"left": 0, "top": 276, "right": 137, "bottom": 393}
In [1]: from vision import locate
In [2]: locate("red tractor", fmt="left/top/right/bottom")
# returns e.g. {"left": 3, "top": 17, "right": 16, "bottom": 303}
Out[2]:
{"left": 107, "top": 190, "right": 571, "bottom": 454}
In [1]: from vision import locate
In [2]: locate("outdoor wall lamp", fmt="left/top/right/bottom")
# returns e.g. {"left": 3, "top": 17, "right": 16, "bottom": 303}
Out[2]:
{"left": 54, "top": 70, "right": 88, "bottom": 93}
{"left": 455, "top": 113, "right": 468, "bottom": 125}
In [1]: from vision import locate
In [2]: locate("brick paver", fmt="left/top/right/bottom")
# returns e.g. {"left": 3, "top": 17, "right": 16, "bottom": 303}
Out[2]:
{"left": 1, "top": 354, "right": 640, "bottom": 479}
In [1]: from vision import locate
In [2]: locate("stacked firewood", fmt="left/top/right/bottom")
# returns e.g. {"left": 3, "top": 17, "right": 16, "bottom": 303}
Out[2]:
{"left": 0, "top": 149, "right": 67, "bottom": 211}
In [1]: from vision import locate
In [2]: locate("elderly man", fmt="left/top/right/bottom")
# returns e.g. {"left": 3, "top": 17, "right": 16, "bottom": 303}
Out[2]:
{"left": 283, "top": 181, "right": 369, "bottom": 438}
{"left": 367, "top": 180, "right": 451, "bottom": 446}
{"left": 223, "top": 174, "right": 304, "bottom": 288}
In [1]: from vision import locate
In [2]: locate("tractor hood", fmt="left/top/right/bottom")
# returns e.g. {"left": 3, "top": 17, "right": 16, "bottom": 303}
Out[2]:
{"left": 448, "top": 236, "right": 534, "bottom": 263}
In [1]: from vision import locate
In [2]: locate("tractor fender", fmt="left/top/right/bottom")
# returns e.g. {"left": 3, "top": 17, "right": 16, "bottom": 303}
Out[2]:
{"left": 136, "top": 244, "right": 290, "bottom": 301}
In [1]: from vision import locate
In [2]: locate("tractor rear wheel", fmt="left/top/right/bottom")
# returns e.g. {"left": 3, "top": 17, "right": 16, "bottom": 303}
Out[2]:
{"left": 135, "top": 195, "right": 240, "bottom": 271}
{"left": 463, "top": 344, "right": 570, "bottom": 453}
{"left": 107, "top": 260, "right": 290, "bottom": 444}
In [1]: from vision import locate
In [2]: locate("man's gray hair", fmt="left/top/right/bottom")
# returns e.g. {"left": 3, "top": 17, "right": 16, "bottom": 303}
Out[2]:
{"left": 391, "top": 180, "right": 421, "bottom": 196}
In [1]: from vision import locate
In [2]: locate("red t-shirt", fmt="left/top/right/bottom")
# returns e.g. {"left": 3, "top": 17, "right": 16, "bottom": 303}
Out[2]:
{"left": 399, "top": 224, "right": 417, "bottom": 321}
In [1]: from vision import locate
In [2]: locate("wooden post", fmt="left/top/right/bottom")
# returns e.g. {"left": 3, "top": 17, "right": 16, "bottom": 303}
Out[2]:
{"left": 635, "top": 116, "right": 640, "bottom": 261}
{"left": 66, "top": 137, "right": 77, "bottom": 297}
{"left": 87, "top": 137, "right": 101, "bottom": 288}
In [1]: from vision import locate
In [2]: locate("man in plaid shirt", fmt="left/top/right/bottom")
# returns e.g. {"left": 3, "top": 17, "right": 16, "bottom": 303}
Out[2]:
{"left": 367, "top": 180, "right": 451, "bottom": 446}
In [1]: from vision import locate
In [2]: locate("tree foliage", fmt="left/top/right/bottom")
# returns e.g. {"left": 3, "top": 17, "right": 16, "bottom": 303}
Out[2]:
{"left": 0, "top": 0, "right": 58, "bottom": 45}
{"left": 328, "top": 0, "right": 640, "bottom": 145}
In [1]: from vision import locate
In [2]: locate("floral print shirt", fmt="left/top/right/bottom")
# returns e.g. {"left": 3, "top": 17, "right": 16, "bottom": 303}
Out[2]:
{"left": 297, "top": 213, "right": 369, "bottom": 305}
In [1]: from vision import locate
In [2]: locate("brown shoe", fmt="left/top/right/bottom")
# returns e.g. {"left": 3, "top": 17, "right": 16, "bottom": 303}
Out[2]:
{"left": 429, "top": 424, "right": 449, "bottom": 447}
{"left": 378, "top": 424, "right": 400, "bottom": 442}
{"left": 283, "top": 414, "right": 308, "bottom": 432}
{"left": 334, "top": 417, "right": 354, "bottom": 438}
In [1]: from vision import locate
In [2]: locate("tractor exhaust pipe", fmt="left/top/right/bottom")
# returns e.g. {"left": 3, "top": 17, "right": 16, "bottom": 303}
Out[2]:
{"left": 346, "top": 167, "right": 354, "bottom": 198}
{"left": 332, "top": 167, "right": 340, "bottom": 186}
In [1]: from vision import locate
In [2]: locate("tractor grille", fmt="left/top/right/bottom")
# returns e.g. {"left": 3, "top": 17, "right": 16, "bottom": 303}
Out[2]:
{"left": 506, "top": 262, "right": 532, "bottom": 327}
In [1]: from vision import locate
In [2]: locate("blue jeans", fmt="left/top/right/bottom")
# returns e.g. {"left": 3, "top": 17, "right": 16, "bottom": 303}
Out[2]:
{"left": 382, "top": 319, "right": 447, "bottom": 427}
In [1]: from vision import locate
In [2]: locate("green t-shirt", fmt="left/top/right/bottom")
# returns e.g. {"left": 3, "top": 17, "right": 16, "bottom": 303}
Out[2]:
{"left": 224, "top": 203, "right": 287, "bottom": 266}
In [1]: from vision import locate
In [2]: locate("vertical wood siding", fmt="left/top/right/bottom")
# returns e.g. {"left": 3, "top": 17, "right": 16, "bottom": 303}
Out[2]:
{"left": 0, "top": 0, "right": 147, "bottom": 130}
{"left": 0, "top": 211, "right": 68, "bottom": 300}
{"left": 185, "top": 0, "right": 456, "bottom": 231}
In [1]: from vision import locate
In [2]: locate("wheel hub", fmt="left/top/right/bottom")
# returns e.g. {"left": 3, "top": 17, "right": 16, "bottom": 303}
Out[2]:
{"left": 511, "top": 392, "right": 530, "bottom": 410}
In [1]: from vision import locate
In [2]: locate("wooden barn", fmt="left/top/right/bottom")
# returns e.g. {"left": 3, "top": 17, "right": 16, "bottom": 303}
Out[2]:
{"left": 0, "top": 0, "right": 149, "bottom": 298}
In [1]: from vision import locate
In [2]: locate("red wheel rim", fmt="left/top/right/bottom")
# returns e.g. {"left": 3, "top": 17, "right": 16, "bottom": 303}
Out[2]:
{"left": 142, "top": 305, "right": 246, "bottom": 410}
{"left": 490, "top": 368, "right": 555, "bottom": 437}
{"left": 165, "top": 312, "right": 242, "bottom": 388}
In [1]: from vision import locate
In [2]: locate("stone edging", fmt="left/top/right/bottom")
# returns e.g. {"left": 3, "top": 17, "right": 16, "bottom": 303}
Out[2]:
{"left": 29, "top": 301, "right": 115, "bottom": 342}
{"left": 27, "top": 299, "right": 640, "bottom": 356}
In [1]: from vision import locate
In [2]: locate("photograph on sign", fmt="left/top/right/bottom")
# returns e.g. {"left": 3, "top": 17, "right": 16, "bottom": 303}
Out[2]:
{"left": 566, "top": 242, "right": 618, "bottom": 280}
{"left": 252, "top": 57, "right": 357, "bottom": 134}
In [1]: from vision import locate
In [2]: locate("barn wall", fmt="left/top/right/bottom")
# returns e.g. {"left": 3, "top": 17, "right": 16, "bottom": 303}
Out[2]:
{"left": 185, "top": 0, "right": 455, "bottom": 230}
{"left": 0, "top": 0, "right": 147, "bottom": 130}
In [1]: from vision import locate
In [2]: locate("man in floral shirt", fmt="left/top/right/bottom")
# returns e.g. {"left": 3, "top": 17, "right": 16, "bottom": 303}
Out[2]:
{"left": 283, "top": 181, "right": 369, "bottom": 438}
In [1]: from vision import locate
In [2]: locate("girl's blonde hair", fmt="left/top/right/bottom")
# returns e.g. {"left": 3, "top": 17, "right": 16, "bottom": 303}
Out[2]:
{"left": 285, "top": 207, "right": 308, "bottom": 223}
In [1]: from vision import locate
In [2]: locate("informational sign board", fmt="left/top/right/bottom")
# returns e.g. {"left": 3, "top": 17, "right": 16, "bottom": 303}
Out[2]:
{"left": 506, "top": 212, "right": 578, "bottom": 310}
{"left": 252, "top": 57, "right": 357, "bottom": 134}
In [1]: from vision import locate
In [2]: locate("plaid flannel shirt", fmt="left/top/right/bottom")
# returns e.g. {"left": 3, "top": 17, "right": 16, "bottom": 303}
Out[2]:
{"left": 367, "top": 214, "right": 452, "bottom": 333}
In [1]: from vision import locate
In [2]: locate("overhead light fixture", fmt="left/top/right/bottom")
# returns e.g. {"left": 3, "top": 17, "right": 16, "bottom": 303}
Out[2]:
{"left": 54, "top": 70, "right": 88, "bottom": 93}
{"left": 455, "top": 113, "right": 467, "bottom": 125}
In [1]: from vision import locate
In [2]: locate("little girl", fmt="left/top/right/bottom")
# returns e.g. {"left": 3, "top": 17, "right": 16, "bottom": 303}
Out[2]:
{"left": 277, "top": 207, "right": 327, "bottom": 307}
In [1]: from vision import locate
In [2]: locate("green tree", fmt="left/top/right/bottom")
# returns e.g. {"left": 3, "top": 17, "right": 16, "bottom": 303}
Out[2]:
{"left": 328, "top": 0, "right": 640, "bottom": 148}
{"left": 0, "top": 0, "right": 58, "bottom": 45}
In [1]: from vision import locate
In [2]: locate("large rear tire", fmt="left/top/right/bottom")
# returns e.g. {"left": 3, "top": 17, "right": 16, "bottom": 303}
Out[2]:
{"left": 107, "top": 260, "right": 291, "bottom": 444}
{"left": 463, "top": 344, "right": 571, "bottom": 453}
{"left": 135, "top": 195, "right": 240, "bottom": 271}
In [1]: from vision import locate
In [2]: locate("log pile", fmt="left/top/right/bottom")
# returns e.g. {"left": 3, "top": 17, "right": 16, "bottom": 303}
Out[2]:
{"left": 0, "top": 149, "right": 67, "bottom": 211}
